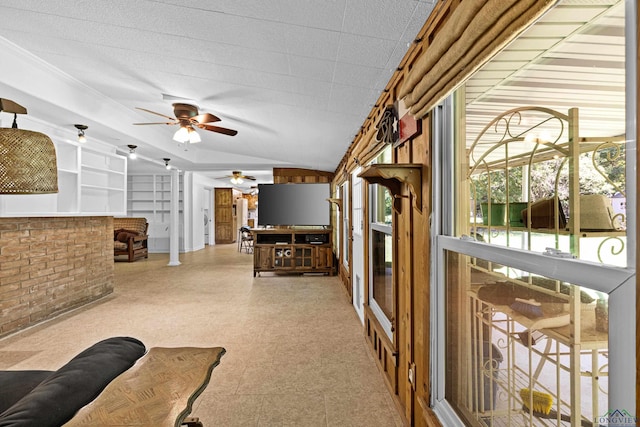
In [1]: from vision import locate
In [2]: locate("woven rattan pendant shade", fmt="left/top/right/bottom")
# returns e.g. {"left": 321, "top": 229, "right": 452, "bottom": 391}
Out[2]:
{"left": 0, "top": 128, "right": 58, "bottom": 194}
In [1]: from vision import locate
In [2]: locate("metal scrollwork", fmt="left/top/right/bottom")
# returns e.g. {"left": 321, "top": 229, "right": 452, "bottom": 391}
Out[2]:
{"left": 468, "top": 106, "right": 569, "bottom": 175}
{"left": 375, "top": 106, "right": 398, "bottom": 144}
{"left": 597, "top": 237, "right": 625, "bottom": 263}
{"left": 591, "top": 140, "right": 625, "bottom": 197}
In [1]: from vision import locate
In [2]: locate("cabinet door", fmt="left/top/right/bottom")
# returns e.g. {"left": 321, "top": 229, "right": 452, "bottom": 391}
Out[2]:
{"left": 273, "top": 246, "right": 294, "bottom": 268}
{"left": 296, "top": 247, "right": 313, "bottom": 267}
{"left": 255, "top": 247, "right": 273, "bottom": 270}
{"left": 314, "top": 246, "right": 333, "bottom": 269}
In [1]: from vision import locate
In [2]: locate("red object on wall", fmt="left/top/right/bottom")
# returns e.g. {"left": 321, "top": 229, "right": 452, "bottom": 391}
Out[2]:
{"left": 398, "top": 112, "right": 421, "bottom": 143}
{"left": 396, "top": 98, "right": 421, "bottom": 144}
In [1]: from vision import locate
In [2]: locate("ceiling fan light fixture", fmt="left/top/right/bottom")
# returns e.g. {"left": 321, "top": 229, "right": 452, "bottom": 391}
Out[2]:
{"left": 75, "top": 124, "right": 88, "bottom": 143}
{"left": 127, "top": 144, "right": 137, "bottom": 159}
{"left": 187, "top": 127, "right": 201, "bottom": 143}
{"left": 172, "top": 126, "right": 190, "bottom": 143}
{"left": 163, "top": 158, "right": 171, "bottom": 170}
{"left": 230, "top": 176, "right": 243, "bottom": 185}
{"left": 135, "top": 104, "right": 237, "bottom": 139}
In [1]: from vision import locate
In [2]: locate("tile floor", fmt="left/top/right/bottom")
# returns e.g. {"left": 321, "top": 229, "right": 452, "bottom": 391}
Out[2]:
{"left": 0, "top": 243, "right": 405, "bottom": 427}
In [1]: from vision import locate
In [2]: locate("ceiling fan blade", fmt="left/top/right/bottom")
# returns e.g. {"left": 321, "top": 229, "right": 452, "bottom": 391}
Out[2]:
{"left": 197, "top": 124, "right": 238, "bottom": 136}
{"left": 136, "top": 107, "right": 176, "bottom": 121}
{"left": 242, "top": 175, "right": 256, "bottom": 180}
{"left": 133, "top": 121, "right": 177, "bottom": 125}
{"left": 192, "top": 112, "right": 221, "bottom": 124}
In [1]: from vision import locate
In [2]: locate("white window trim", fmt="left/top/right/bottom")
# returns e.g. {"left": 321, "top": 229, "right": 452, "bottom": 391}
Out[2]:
{"left": 369, "top": 221, "right": 393, "bottom": 340}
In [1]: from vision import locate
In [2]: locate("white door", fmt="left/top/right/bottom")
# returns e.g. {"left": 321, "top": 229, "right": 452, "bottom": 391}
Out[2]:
{"left": 351, "top": 168, "right": 364, "bottom": 323}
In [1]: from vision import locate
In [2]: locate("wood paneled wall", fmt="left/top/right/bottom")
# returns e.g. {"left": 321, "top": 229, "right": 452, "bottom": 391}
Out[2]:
{"left": 272, "top": 168, "right": 334, "bottom": 184}
{"left": 331, "top": 2, "right": 461, "bottom": 424}
{"left": 334, "top": 0, "right": 639, "bottom": 424}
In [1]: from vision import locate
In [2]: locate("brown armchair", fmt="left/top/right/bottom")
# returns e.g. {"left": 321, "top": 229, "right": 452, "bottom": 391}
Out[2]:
{"left": 113, "top": 217, "right": 149, "bottom": 262}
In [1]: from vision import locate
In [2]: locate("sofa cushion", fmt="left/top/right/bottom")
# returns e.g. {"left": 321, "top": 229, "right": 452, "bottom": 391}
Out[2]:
{"left": 116, "top": 229, "right": 139, "bottom": 243}
{"left": 0, "top": 336, "right": 146, "bottom": 427}
{"left": 0, "top": 370, "right": 53, "bottom": 414}
{"left": 113, "top": 218, "right": 148, "bottom": 236}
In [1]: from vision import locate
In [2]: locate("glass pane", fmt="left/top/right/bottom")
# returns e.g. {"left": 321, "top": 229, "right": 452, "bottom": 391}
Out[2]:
{"left": 372, "top": 184, "right": 393, "bottom": 225}
{"left": 444, "top": 250, "right": 608, "bottom": 426}
{"left": 372, "top": 229, "right": 393, "bottom": 319}
{"left": 459, "top": 0, "right": 627, "bottom": 267}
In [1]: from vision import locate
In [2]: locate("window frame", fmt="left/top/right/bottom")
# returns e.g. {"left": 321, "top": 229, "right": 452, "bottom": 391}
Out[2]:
{"left": 430, "top": 1, "right": 637, "bottom": 422}
{"left": 369, "top": 186, "right": 394, "bottom": 340}
{"left": 341, "top": 182, "right": 349, "bottom": 267}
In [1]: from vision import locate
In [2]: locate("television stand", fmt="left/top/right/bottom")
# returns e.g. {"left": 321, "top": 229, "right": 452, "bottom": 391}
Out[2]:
{"left": 251, "top": 228, "right": 333, "bottom": 277}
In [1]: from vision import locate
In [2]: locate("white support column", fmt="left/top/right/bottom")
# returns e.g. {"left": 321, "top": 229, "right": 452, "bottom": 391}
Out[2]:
{"left": 168, "top": 168, "right": 181, "bottom": 266}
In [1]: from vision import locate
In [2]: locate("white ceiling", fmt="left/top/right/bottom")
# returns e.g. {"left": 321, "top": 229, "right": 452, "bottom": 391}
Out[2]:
{"left": 0, "top": 0, "right": 626, "bottom": 190}
{"left": 0, "top": 0, "right": 436, "bottom": 188}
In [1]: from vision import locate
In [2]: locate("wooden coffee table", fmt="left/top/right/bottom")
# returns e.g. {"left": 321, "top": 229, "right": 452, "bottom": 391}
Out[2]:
{"left": 64, "top": 346, "right": 226, "bottom": 427}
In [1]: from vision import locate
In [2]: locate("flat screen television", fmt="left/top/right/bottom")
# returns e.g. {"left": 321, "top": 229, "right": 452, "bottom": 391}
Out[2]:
{"left": 257, "top": 183, "right": 330, "bottom": 227}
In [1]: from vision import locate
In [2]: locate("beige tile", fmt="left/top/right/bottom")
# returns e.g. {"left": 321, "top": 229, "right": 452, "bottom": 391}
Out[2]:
{"left": 325, "top": 392, "right": 404, "bottom": 427}
{"left": 195, "top": 393, "right": 263, "bottom": 427}
{"left": 258, "top": 393, "right": 326, "bottom": 427}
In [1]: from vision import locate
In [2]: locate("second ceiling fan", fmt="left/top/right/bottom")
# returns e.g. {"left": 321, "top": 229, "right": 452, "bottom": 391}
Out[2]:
{"left": 217, "top": 171, "right": 256, "bottom": 184}
{"left": 134, "top": 103, "right": 237, "bottom": 143}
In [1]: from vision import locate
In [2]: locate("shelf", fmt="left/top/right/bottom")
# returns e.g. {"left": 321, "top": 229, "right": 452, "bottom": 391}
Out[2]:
{"left": 0, "top": 138, "right": 128, "bottom": 216}
{"left": 81, "top": 184, "right": 125, "bottom": 192}
{"left": 358, "top": 163, "right": 422, "bottom": 213}
{"left": 58, "top": 168, "right": 79, "bottom": 175}
{"left": 81, "top": 164, "right": 125, "bottom": 175}
{"left": 327, "top": 198, "right": 342, "bottom": 211}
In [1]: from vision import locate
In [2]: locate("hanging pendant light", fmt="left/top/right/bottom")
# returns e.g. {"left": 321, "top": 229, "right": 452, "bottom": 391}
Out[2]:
{"left": 0, "top": 99, "right": 58, "bottom": 194}
{"left": 75, "top": 124, "right": 88, "bottom": 143}
{"left": 127, "top": 144, "right": 137, "bottom": 159}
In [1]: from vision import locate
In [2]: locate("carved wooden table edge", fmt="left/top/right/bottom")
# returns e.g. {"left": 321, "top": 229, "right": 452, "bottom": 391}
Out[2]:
{"left": 64, "top": 346, "right": 226, "bottom": 427}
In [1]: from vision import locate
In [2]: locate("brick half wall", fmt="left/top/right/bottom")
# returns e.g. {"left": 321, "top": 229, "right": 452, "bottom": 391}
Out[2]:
{"left": 0, "top": 216, "right": 114, "bottom": 337}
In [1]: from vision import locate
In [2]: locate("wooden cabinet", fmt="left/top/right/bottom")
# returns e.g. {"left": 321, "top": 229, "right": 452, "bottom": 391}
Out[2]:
{"left": 215, "top": 188, "right": 240, "bottom": 244}
{"left": 252, "top": 228, "right": 333, "bottom": 276}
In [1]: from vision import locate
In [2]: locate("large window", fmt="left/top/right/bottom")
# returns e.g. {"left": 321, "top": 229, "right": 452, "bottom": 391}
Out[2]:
{"left": 432, "top": 1, "right": 636, "bottom": 426}
{"left": 442, "top": 246, "right": 623, "bottom": 426}
{"left": 369, "top": 147, "right": 394, "bottom": 339}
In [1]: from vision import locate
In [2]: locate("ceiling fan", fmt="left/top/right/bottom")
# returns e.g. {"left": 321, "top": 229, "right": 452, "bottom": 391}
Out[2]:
{"left": 217, "top": 171, "right": 256, "bottom": 184}
{"left": 133, "top": 103, "right": 237, "bottom": 143}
